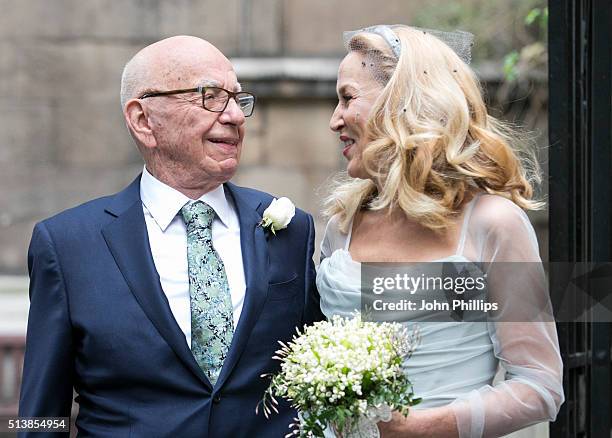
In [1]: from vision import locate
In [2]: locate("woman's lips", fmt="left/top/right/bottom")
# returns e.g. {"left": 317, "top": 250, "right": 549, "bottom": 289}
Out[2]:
{"left": 340, "top": 136, "right": 356, "bottom": 158}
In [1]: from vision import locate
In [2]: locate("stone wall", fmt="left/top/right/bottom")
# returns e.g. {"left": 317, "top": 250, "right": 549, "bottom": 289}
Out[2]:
{"left": 0, "top": 0, "right": 547, "bottom": 274}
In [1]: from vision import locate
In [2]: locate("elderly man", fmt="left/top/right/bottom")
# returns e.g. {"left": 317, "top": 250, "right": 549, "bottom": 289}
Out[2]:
{"left": 19, "top": 35, "right": 323, "bottom": 437}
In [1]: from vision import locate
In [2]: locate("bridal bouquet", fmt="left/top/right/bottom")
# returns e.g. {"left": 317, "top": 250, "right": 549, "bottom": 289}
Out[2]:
{"left": 258, "top": 315, "right": 420, "bottom": 438}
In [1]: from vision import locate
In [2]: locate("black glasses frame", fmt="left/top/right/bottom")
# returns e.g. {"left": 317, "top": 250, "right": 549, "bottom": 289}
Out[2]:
{"left": 139, "top": 85, "right": 256, "bottom": 117}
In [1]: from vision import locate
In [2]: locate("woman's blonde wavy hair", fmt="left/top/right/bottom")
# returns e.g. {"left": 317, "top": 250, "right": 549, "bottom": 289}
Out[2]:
{"left": 324, "top": 26, "right": 543, "bottom": 233}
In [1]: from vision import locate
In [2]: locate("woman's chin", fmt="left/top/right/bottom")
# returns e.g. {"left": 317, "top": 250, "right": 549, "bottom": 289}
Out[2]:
{"left": 347, "top": 163, "right": 368, "bottom": 180}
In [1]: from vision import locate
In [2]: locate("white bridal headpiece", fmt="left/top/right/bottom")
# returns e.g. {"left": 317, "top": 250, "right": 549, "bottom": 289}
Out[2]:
{"left": 343, "top": 24, "right": 474, "bottom": 65}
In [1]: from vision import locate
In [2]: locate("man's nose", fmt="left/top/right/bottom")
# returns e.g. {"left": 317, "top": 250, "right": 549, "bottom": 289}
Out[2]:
{"left": 219, "top": 97, "right": 246, "bottom": 125}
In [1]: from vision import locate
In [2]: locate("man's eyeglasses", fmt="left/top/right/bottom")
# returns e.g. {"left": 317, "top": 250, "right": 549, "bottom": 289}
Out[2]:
{"left": 139, "top": 86, "right": 256, "bottom": 117}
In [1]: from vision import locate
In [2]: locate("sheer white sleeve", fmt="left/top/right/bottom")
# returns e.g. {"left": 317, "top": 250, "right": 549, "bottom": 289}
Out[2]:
{"left": 450, "top": 195, "right": 564, "bottom": 437}
{"left": 320, "top": 214, "right": 348, "bottom": 262}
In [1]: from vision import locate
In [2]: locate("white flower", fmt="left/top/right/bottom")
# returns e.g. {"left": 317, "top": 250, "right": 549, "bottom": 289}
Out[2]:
{"left": 258, "top": 314, "right": 420, "bottom": 436}
{"left": 260, "top": 197, "right": 295, "bottom": 235}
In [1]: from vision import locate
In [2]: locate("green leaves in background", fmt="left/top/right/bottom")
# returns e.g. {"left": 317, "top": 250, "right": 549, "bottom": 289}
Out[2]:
{"left": 504, "top": 6, "right": 548, "bottom": 82}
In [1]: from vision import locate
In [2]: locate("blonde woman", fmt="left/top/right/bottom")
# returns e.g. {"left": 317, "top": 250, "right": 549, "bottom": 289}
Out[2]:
{"left": 317, "top": 25, "right": 564, "bottom": 437}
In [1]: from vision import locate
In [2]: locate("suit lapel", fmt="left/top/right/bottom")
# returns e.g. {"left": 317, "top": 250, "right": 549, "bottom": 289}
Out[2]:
{"left": 101, "top": 176, "right": 212, "bottom": 389}
{"left": 216, "top": 183, "right": 269, "bottom": 388}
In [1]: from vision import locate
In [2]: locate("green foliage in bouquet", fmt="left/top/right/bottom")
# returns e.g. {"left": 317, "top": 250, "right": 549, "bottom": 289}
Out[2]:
{"left": 258, "top": 316, "right": 421, "bottom": 437}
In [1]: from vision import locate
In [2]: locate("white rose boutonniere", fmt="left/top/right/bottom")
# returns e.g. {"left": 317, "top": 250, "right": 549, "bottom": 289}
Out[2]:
{"left": 259, "top": 197, "right": 296, "bottom": 235}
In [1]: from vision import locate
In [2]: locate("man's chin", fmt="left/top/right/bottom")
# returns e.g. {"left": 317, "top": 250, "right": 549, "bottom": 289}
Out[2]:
{"left": 219, "top": 157, "right": 239, "bottom": 174}
{"left": 210, "top": 157, "right": 239, "bottom": 183}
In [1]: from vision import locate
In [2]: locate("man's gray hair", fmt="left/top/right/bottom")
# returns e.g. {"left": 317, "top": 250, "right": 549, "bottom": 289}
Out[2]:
{"left": 120, "top": 53, "right": 149, "bottom": 110}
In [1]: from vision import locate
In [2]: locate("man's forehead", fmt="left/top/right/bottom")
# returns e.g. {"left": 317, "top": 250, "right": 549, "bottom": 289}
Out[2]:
{"left": 193, "top": 76, "right": 242, "bottom": 91}
{"left": 153, "top": 43, "right": 235, "bottom": 81}
{"left": 157, "top": 59, "right": 241, "bottom": 90}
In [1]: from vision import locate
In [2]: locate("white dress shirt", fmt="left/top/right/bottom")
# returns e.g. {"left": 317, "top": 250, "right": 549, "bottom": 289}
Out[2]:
{"left": 140, "top": 166, "right": 246, "bottom": 348}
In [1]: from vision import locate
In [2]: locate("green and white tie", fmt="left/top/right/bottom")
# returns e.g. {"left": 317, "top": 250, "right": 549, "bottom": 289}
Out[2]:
{"left": 181, "top": 201, "right": 234, "bottom": 385}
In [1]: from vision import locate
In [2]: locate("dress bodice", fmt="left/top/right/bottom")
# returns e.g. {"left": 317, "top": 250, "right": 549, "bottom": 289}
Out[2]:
{"left": 317, "top": 249, "right": 497, "bottom": 409}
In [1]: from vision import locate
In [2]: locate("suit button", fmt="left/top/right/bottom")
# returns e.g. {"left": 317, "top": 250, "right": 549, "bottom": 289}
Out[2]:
{"left": 213, "top": 395, "right": 221, "bottom": 404}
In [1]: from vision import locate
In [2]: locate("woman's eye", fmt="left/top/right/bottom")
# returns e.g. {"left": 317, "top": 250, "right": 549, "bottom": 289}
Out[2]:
{"left": 341, "top": 95, "right": 353, "bottom": 103}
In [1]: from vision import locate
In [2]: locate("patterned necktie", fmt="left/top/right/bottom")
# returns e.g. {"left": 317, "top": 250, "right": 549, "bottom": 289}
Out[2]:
{"left": 181, "top": 201, "right": 234, "bottom": 385}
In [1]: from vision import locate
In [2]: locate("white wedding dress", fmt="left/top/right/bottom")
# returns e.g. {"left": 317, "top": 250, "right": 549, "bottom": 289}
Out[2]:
{"left": 316, "top": 194, "right": 564, "bottom": 438}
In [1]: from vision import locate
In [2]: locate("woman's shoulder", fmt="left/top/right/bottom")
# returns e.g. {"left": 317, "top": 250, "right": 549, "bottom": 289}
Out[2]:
{"left": 320, "top": 214, "right": 350, "bottom": 258}
{"left": 467, "top": 193, "right": 542, "bottom": 261}
{"left": 466, "top": 193, "right": 541, "bottom": 257}
{"left": 470, "top": 193, "right": 533, "bottom": 232}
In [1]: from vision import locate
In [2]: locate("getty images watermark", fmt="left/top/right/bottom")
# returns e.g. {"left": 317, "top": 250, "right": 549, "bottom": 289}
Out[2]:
{"left": 361, "top": 262, "right": 612, "bottom": 323}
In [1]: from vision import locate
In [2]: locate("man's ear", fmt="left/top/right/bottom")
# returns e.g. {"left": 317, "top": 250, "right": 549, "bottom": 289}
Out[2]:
{"left": 124, "top": 99, "right": 157, "bottom": 149}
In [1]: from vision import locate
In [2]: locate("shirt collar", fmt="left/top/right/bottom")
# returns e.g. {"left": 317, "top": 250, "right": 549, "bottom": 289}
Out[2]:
{"left": 140, "top": 166, "right": 232, "bottom": 231}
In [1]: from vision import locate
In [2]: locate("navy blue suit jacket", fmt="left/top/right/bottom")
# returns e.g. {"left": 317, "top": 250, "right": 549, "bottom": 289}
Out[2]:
{"left": 19, "top": 176, "right": 324, "bottom": 437}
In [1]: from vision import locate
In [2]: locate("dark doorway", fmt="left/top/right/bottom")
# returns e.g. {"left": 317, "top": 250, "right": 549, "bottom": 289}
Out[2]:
{"left": 548, "top": 1, "right": 612, "bottom": 437}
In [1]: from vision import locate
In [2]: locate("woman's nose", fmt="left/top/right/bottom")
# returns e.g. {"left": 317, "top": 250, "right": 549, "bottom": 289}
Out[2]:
{"left": 329, "top": 105, "right": 344, "bottom": 132}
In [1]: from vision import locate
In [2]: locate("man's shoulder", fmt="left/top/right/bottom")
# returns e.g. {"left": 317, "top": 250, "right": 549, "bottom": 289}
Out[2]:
{"left": 42, "top": 194, "right": 112, "bottom": 225}
{"left": 39, "top": 176, "right": 140, "bottom": 232}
